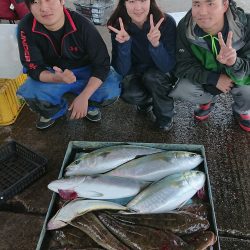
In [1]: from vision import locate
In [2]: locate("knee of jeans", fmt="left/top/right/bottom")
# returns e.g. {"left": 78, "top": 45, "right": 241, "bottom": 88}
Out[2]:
{"left": 17, "top": 78, "right": 38, "bottom": 97}
{"left": 107, "top": 67, "right": 122, "bottom": 84}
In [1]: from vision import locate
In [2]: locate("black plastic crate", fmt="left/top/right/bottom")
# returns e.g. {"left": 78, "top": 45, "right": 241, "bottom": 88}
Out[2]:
{"left": 0, "top": 141, "right": 48, "bottom": 204}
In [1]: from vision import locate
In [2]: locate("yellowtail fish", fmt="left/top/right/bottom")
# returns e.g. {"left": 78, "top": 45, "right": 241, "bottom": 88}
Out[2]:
{"left": 106, "top": 151, "right": 203, "bottom": 181}
{"left": 65, "top": 144, "right": 164, "bottom": 176}
{"left": 127, "top": 171, "right": 206, "bottom": 213}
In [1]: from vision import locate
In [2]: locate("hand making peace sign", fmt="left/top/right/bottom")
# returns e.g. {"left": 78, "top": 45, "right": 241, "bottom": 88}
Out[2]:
{"left": 108, "top": 18, "right": 130, "bottom": 43}
{"left": 147, "top": 14, "right": 164, "bottom": 48}
{"left": 217, "top": 31, "right": 237, "bottom": 67}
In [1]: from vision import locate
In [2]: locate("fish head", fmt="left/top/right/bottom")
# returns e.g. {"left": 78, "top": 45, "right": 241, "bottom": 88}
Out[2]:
{"left": 184, "top": 171, "right": 206, "bottom": 191}
{"left": 48, "top": 176, "right": 86, "bottom": 193}
{"left": 188, "top": 152, "right": 202, "bottom": 159}
{"left": 47, "top": 218, "right": 67, "bottom": 230}
{"left": 178, "top": 151, "right": 203, "bottom": 162}
{"left": 65, "top": 158, "right": 82, "bottom": 171}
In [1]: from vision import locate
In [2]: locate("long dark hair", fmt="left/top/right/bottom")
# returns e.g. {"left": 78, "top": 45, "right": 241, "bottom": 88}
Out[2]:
{"left": 107, "top": 0, "right": 165, "bottom": 29}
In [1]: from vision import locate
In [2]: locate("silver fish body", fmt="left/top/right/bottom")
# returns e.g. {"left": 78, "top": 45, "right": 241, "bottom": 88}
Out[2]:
{"left": 48, "top": 175, "right": 143, "bottom": 199}
{"left": 127, "top": 170, "right": 206, "bottom": 213}
{"left": 65, "top": 144, "right": 163, "bottom": 176}
{"left": 106, "top": 151, "right": 203, "bottom": 181}
{"left": 47, "top": 199, "right": 126, "bottom": 230}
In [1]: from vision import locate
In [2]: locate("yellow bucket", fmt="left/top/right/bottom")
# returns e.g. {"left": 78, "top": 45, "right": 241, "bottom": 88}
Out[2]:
{"left": 0, "top": 74, "right": 27, "bottom": 126}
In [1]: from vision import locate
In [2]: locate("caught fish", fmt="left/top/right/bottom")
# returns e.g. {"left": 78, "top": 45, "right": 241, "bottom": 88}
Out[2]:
{"left": 47, "top": 199, "right": 126, "bottom": 230}
{"left": 49, "top": 226, "right": 101, "bottom": 249}
{"left": 101, "top": 210, "right": 210, "bottom": 235}
{"left": 97, "top": 212, "right": 193, "bottom": 250}
{"left": 106, "top": 151, "right": 203, "bottom": 181}
{"left": 180, "top": 202, "right": 210, "bottom": 219}
{"left": 182, "top": 230, "right": 217, "bottom": 250}
{"left": 65, "top": 144, "right": 164, "bottom": 176}
{"left": 48, "top": 175, "right": 143, "bottom": 200}
{"left": 127, "top": 171, "right": 206, "bottom": 213}
{"left": 70, "top": 212, "right": 130, "bottom": 250}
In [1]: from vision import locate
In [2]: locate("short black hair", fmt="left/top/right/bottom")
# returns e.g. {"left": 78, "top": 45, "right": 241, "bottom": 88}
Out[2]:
{"left": 24, "top": 0, "right": 63, "bottom": 9}
{"left": 24, "top": 0, "right": 34, "bottom": 10}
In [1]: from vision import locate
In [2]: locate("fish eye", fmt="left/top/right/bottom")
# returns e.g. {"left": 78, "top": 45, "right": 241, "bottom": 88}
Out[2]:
{"left": 74, "top": 159, "right": 81, "bottom": 165}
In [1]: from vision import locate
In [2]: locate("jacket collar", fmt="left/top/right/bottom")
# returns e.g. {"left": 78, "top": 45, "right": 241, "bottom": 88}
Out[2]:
{"left": 31, "top": 7, "right": 77, "bottom": 35}
{"left": 127, "top": 19, "right": 150, "bottom": 34}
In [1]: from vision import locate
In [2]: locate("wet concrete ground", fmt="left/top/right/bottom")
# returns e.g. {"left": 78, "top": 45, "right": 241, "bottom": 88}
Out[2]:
{"left": 1, "top": 95, "right": 250, "bottom": 250}
{"left": 1, "top": 2, "right": 250, "bottom": 249}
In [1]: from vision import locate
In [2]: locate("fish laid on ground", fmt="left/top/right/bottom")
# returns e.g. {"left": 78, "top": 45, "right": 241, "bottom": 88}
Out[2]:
{"left": 106, "top": 151, "right": 203, "bottom": 181}
{"left": 70, "top": 212, "right": 130, "bottom": 250}
{"left": 65, "top": 144, "right": 164, "bottom": 176}
{"left": 49, "top": 226, "right": 101, "bottom": 249}
{"left": 102, "top": 210, "right": 210, "bottom": 235}
{"left": 47, "top": 199, "right": 126, "bottom": 230}
{"left": 97, "top": 212, "right": 193, "bottom": 250}
{"left": 127, "top": 170, "right": 206, "bottom": 213}
{"left": 180, "top": 202, "right": 210, "bottom": 219}
{"left": 48, "top": 175, "right": 143, "bottom": 200}
{"left": 182, "top": 230, "right": 217, "bottom": 250}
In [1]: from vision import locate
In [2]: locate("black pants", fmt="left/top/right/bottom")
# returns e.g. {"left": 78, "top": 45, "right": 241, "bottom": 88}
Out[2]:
{"left": 121, "top": 68, "right": 175, "bottom": 124}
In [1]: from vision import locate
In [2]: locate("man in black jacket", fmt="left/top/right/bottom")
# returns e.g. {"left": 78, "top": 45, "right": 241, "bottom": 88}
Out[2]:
{"left": 17, "top": 0, "right": 121, "bottom": 129}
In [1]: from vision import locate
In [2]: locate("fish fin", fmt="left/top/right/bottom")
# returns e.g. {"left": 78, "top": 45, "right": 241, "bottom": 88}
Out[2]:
{"left": 58, "top": 189, "right": 78, "bottom": 200}
{"left": 177, "top": 199, "right": 191, "bottom": 209}
{"left": 80, "top": 191, "right": 104, "bottom": 198}
{"left": 119, "top": 208, "right": 137, "bottom": 214}
{"left": 89, "top": 174, "right": 102, "bottom": 179}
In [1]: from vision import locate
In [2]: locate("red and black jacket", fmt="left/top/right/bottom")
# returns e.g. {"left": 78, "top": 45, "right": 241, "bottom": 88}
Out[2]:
{"left": 17, "top": 8, "right": 110, "bottom": 81}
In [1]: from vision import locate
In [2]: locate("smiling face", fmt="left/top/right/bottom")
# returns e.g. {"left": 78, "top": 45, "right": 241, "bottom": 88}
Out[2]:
{"left": 125, "top": 0, "right": 151, "bottom": 28}
{"left": 30, "top": 0, "right": 65, "bottom": 31}
{"left": 192, "top": 0, "right": 229, "bottom": 34}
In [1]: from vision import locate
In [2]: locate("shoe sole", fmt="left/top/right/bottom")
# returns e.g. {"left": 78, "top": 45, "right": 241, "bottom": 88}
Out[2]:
{"left": 194, "top": 114, "right": 210, "bottom": 121}
{"left": 239, "top": 123, "right": 250, "bottom": 132}
{"left": 36, "top": 120, "right": 55, "bottom": 130}
{"left": 233, "top": 112, "right": 250, "bottom": 132}
{"left": 85, "top": 115, "right": 101, "bottom": 122}
{"left": 159, "top": 123, "right": 173, "bottom": 132}
{"left": 137, "top": 106, "right": 153, "bottom": 113}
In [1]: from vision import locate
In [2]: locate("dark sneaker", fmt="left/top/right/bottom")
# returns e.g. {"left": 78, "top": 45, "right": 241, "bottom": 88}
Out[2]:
{"left": 234, "top": 112, "right": 250, "bottom": 132}
{"left": 156, "top": 118, "right": 174, "bottom": 132}
{"left": 136, "top": 103, "right": 153, "bottom": 113}
{"left": 36, "top": 116, "right": 55, "bottom": 130}
{"left": 194, "top": 102, "right": 215, "bottom": 121}
{"left": 86, "top": 109, "right": 101, "bottom": 122}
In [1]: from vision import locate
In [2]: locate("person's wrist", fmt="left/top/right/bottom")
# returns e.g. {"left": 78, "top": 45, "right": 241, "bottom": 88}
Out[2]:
{"left": 227, "top": 59, "right": 236, "bottom": 67}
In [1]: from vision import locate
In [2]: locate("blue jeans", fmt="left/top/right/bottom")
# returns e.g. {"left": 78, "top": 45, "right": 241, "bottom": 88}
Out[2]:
{"left": 17, "top": 66, "right": 121, "bottom": 119}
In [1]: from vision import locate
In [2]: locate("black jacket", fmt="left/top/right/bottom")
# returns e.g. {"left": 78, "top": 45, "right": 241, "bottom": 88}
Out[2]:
{"left": 17, "top": 8, "right": 110, "bottom": 82}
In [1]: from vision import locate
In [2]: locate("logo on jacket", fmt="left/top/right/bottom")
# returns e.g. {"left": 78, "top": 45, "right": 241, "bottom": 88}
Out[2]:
{"left": 69, "top": 46, "right": 78, "bottom": 52}
{"left": 20, "top": 31, "right": 31, "bottom": 62}
{"left": 28, "top": 63, "right": 38, "bottom": 70}
{"left": 179, "top": 49, "right": 185, "bottom": 53}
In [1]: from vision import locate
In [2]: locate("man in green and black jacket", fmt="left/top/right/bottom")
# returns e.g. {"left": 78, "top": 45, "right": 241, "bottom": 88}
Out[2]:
{"left": 170, "top": 0, "right": 250, "bottom": 132}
